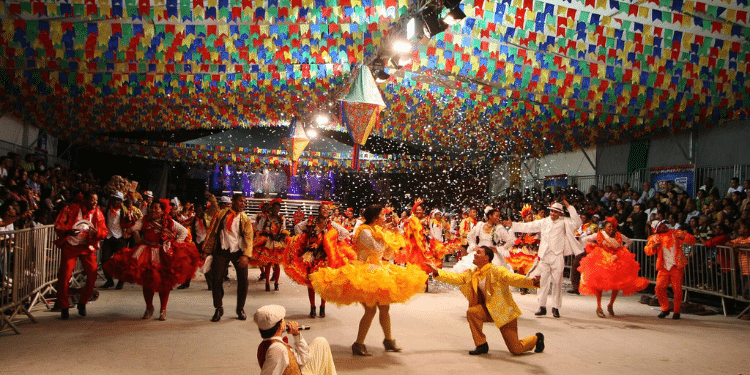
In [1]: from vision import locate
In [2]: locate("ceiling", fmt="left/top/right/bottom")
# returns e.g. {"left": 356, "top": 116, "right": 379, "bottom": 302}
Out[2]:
{"left": 1, "top": 0, "right": 749, "bottom": 168}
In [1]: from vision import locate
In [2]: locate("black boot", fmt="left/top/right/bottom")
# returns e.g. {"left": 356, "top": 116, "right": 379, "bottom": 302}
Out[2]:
{"left": 115, "top": 280, "right": 124, "bottom": 290}
{"left": 274, "top": 282, "right": 279, "bottom": 291}
{"left": 551, "top": 308, "right": 560, "bottom": 318}
{"left": 534, "top": 333, "right": 545, "bottom": 353}
{"left": 309, "top": 306, "right": 316, "bottom": 318}
{"left": 77, "top": 302, "right": 87, "bottom": 317}
{"left": 535, "top": 307, "right": 547, "bottom": 316}
{"left": 319, "top": 306, "right": 325, "bottom": 318}
{"left": 61, "top": 308, "right": 69, "bottom": 320}
{"left": 265, "top": 283, "right": 271, "bottom": 292}
{"left": 101, "top": 279, "right": 114, "bottom": 289}
{"left": 211, "top": 307, "right": 224, "bottom": 322}
{"left": 469, "top": 343, "right": 489, "bottom": 355}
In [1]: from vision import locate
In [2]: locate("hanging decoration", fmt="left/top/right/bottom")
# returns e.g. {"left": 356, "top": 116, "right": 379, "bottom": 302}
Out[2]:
{"left": 339, "top": 65, "right": 386, "bottom": 170}
{"left": 283, "top": 117, "right": 310, "bottom": 177}
{"left": 0, "top": 0, "right": 748, "bottom": 161}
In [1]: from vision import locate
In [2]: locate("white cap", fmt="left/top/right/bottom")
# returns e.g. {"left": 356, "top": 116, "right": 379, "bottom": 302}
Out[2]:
{"left": 111, "top": 191, "right": 124, "bottom": 200}
{"left": 254, "top": 305, "right": 285, "bottom": 330}
{"left": 144, "top": 191, "right": 154, "bottom": 198}
{"left": 651, "top": 220, "right": 667, "bottom": 231}
{"left": 219, "top": 196, "right": 232, "bottom": 204}
{"left": 549, "top": 202, "right": 564, "bottom": 213}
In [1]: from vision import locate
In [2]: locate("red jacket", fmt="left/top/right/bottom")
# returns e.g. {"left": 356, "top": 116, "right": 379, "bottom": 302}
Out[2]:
{"left": 644, "top": 229, "right": 696, "bottom": 271}
{"left": 54, "top": 203, "right": 107, "bottom": 251}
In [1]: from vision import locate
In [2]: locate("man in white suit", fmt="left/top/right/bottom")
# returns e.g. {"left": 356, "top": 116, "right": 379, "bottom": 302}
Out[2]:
{"left": 511, "top": 198, "right": 582, "bottom": 318}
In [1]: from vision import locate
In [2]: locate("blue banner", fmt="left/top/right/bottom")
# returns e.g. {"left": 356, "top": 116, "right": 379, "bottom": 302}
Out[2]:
{"left": 650, "top": 165, "right": 694, "bottom": 196}
{"left": 544, "top": 174, "right": 568, "bottom": 194}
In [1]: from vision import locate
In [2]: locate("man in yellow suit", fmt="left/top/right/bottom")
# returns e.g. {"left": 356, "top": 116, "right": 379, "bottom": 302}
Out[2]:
{"left": 427, "top": 246, "right": 545, "bottom": 355}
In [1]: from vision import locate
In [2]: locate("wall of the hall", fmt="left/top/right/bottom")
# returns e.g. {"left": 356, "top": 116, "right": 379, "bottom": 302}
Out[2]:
{"left": 0, "top": 115, "right": 61, "bottom": 164}
{"left": 597, "top": 119, "right": 750, "bottom": 174}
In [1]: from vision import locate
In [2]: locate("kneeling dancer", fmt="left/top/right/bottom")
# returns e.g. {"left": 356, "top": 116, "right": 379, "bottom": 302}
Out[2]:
{"left": 427, "top": 246, "right": 545, "bottom": 355}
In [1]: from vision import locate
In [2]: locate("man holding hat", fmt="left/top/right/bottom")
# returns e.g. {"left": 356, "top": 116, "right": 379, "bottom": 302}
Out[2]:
{"left": 511, "top": 198, "right": 582, "bottom": 318}
{"left": 644, "top": 220, "right": 696, "bottom": 319}
{"left": 254, "top": 305, "right": 337, "bottom": 375}
{"left": 100, "top": 191, "right": 130, "bottom": 290}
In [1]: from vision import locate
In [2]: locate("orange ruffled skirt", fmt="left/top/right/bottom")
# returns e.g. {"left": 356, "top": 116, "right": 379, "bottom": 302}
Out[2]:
{"left": 310, "top": 261, "right": 427, "bottom": 306}
{"left": 578, "top": 244, "right": 649, "bottom": 296}
{"left": 283, "top": 233, "right": 356, "bottom": 287}
{"left": 505, "top": 246, "right": 538, "bottom": 275}
{"left": 253, "top": 234, "right": 289, "bottom": 265}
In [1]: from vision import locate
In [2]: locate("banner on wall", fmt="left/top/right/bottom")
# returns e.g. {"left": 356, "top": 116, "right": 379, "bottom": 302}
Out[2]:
{"left": 544, "top": 174, "right": 568, "bottom": 194}
{"left": 650, "top": 165, "right": 695, "bottom": 196}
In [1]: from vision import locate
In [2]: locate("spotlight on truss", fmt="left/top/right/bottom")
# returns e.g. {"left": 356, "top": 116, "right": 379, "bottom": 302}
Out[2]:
{"left": 421, "top": 5, "right": 448, "bottom": 38}
{"left": 444, "top": 7, "right": 466, "bottom": 25}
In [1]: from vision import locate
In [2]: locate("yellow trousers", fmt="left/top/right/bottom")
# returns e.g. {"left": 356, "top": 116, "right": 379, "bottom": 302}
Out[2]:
{"left": 467, "top": 304, "right": 537, "bottom": 355}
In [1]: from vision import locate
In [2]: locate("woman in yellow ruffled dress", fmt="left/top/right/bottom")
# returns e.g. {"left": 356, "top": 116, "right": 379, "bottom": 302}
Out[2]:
{"left": 310, "top": 204, "right": 427, "bottom": 356}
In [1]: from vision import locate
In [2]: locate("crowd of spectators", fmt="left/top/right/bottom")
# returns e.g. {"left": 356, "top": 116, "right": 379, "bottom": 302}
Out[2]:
{"left": 0, "top": 152, "right": 101, "bottom": 233}
{"left": 488, "top": 177, "right": 750, "bottom": 243}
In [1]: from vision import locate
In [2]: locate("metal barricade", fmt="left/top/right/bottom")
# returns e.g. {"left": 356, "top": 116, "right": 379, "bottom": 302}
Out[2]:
{"left": 734, "top": 247, "right": 750, "bottom": 318}
{"left": 1, "top": 225, "right": 60, "bottom": 335}
{"left": 629, "top": 239, "right": 658, "bottom": 282}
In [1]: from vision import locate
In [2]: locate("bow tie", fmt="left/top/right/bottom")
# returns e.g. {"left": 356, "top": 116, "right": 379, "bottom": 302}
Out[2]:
{"left": 472, "top": 263, "right": 492, "bottom": 293}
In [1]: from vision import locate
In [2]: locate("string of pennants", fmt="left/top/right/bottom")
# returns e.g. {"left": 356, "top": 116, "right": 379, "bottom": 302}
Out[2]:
{"left": 85, "top": 134, "right": 501, "bottom": 171}
{"left": 2, "top": 0, "right": 410, "bottom": 24}
{"left": 2, "top": 0, "right": 745, "bottom": 30}
{"left": 1, "top": 0, "right": 749, "bottom": 158}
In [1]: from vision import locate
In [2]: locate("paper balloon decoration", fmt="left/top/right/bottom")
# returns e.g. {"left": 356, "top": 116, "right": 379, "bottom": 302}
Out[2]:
{"left": 283, "top": 117, "right": 309, "bottom": 177}
{"left": 339, "top": 65, "right": 386, "bottom": 170}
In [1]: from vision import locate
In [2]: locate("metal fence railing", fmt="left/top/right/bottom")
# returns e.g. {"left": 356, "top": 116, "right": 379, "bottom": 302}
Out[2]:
{"left": 565, "top": 239, "right": 750, "bottom": 317}
{"left": 1, "top": 225, "right": 63, "bottom": 335}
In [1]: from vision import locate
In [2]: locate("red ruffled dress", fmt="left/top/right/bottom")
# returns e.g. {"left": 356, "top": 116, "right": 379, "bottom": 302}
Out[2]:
{"left": 105, "top": 217, "right": 200, "bottom": 292}
{"left": 284, "top": 218, "right": 356, "bottom": 287}
{"left": 395, "top": 215, "right": 441, "bottom": 273}
{"left": 253, "top": 214, "right": 289, "bottom": 264}
{"left": 505, "top": 233, "right": 539, "bottom": 275}
{"left": 578, "top": 231, "right": 649, "bottom": 295}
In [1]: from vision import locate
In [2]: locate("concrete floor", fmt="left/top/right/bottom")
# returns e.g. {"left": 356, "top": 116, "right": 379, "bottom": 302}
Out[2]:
{"left": 2, "top": 266, "right": 749, "bottom": 375}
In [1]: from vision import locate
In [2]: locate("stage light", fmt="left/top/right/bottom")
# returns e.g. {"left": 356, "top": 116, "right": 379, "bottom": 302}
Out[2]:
{"left": 444, "top": 7, "right": 466, "bottom": 25}
{"left": 407, "top": 18, "right": 417, "bottom": 39}
{"left": 444, "top": 0, "right": 461, "bottom": 8}
{"left": 316, "top": 114, "right": 329, "bottom": 125}
{"left": 421, "top": 6, "right": 448, "bottom": 38}
{"left": 375, "top": 71, "right": 390, "bottom": 83}
{"left": 397, "top": 54, "right": 412, "bottom": 66}
{"left": 306, "top": 128, "right": 318, "bottom": 138}
{"left": 392, "top": 40, "right": 412, "bottom": 53}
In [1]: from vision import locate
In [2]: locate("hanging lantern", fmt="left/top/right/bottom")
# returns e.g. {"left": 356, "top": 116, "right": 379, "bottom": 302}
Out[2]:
{"left": 339, "top": 65, "right": 386, "bottom": 170}
{"left": 282, "top": 117, "right": 310, "bottom": 177}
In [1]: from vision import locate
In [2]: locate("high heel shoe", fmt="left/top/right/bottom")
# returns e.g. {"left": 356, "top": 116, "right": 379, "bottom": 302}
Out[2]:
{"left": 596, "top": 308, "right": 606, "bottom": 318}
{"left": 142, "top": 308, "right": 154, "bottom": 320}
{"left": 319, "top": 306, "right": 325, "bottom": 318}
{"left": 607, "top": 304, "right": 615, "bottom": 316}
{"left": 309, "top": 306, "right": 316, "bottom": 318}
{"left": 159, "top": 310, "right": 167, "bottom": 321}
{"left": 351, "top": 342, "right": 372, "bottom": 356}
{"left": 383, "top": 339, "right": 402, "bottom": 352}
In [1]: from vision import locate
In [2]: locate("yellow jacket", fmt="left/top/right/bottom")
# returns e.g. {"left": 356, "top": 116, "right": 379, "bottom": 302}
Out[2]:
{"left": 436, "top": 265, "right": 537, "bottom": 328}
{"left": 202, "top": 208, "right": 254, "bottom": 258}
